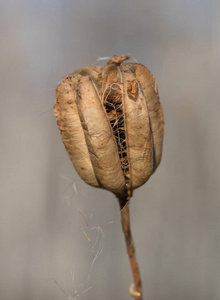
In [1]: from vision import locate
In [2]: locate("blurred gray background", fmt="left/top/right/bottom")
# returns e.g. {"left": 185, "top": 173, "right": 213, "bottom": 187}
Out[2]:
{"left": 1, "top": 0, "right": 220, "bottom": 299}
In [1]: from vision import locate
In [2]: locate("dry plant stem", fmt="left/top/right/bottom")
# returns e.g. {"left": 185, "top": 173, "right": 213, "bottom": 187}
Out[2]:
{"left": 120, "top": 200, "right": 143, "bottom": 300}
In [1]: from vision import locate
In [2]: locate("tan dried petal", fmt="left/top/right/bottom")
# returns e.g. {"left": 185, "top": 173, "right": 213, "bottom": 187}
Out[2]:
{"left": 54, "top": 75, "right": 100, "bottom": 187}
{"left": 127, "top": 79, "right": 139, "bottom": 101}
{"left": 133, "top": 63, "right": 165, "bottom": 169}
{"left": 76, "top": 76, "right": 125, "bottom": 194}
{"left": 120, "top": 64, "right": 154, "bottom": 189}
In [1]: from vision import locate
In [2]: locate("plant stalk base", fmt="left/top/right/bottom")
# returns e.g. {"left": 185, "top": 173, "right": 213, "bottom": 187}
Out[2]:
{"left": 120, "top": 200, "right": 143, "bottom": 300}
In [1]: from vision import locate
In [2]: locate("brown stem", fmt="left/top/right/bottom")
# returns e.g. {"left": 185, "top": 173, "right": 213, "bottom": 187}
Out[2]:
{"left": 119, "top": 199, "right": 143, "bottom": 300}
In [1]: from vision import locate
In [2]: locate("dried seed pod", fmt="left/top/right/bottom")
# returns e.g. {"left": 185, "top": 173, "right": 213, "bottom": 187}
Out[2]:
{"left": 54, "top": 55, "right": 164, "bottom": 203}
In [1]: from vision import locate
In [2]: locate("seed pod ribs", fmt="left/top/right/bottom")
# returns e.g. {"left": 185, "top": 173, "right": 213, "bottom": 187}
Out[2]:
{"left": 54, "top": 55, "right": 164, "bottom": 202}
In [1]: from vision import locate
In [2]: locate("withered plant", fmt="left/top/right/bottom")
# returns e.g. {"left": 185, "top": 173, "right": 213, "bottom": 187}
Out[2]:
{"left": 54, "top": 55, "right": 164, "bottom": 299}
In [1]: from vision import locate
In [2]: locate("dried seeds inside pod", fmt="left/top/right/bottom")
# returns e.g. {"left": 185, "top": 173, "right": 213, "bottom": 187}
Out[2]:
{"left": 54, "top": 55, "right": 164, "bottom": 299}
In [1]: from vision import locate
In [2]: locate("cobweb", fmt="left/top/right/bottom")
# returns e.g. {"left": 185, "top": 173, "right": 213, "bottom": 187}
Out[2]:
{"left": 90, "top": 55, "right": 139, "bottom": 67}
{"left": 50, "top": 177, "right": 115, "bottom": 300}
{"left": 49, "top": 55, "right": 141, "bottom": 299}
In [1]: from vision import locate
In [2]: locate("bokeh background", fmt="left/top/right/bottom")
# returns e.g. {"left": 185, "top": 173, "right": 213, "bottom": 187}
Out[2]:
{"left": 1, "top": 1, "right": 220, "bottom": 299}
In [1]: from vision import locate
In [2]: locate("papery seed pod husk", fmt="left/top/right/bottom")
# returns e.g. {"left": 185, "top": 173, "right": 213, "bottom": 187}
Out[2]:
{"left": 54, "top": 55, "right": 164, "bottom": 201}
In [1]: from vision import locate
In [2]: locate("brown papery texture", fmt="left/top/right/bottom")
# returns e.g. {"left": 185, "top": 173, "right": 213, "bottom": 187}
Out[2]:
{"left": 54, "top": 74, "right": 99, "bottom": 188}
{"left": 54, "top": 55, "right": 164, "bottom": 199}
